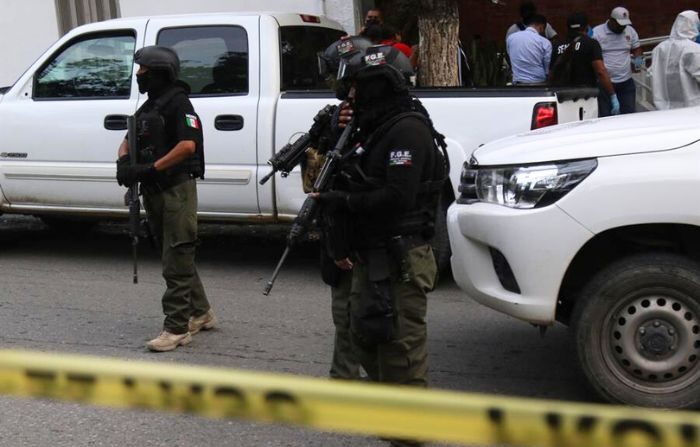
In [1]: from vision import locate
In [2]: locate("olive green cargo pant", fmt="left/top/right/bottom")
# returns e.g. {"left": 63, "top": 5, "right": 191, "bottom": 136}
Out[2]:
{"left": 350, "top": 244, "right": 436, "bottom": 447}
{"left": 330, "top": 269, "right": 361, "bottom": 380}
{"left": 349, "top": 244, "right": 437, "bottom": 387}
{"left": 143, "top": 179, "right": 210, "bottom": 334}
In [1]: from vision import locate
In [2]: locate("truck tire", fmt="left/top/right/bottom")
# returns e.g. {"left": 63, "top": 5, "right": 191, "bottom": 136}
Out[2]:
{"left": 571, "top": 253, "right": 700, "bottom": 408}
{"left": 431, "top": 192, "right": 452, "bottom": 274}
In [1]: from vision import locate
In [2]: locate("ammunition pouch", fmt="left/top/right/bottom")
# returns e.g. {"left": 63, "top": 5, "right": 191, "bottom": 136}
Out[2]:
{"left": 320, "top": 251, "right": 342, "bottom": 288}
{"left": 388, "top": 235, "right": 419, "bottom": 283}
{"left": 351, "top": 248, "right": 396, "bottom": 345}
{"left": 136, "top": 106, "right": 168, "bottom": 158}
{"left": 302, "top": 147, "right": 326, "bottom": 193}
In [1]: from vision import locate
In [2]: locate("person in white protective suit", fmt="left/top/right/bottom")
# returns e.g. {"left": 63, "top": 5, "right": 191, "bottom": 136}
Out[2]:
{"left": 650, "top": 10, "right": 700, "bottom": 109}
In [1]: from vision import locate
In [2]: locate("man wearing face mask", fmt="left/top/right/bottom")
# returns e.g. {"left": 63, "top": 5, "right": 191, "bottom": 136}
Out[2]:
{"left": 592, "top": 7, "right": 643, "bottom": 116}
{"left": 650, "top": 10, "right": 700, "bottom": 110}
{"left": 116, "top": 45, "right": 213, "bottom": 352}
{"left": 549, "top": 12, "right": 620, "bottom": 114}
{"left": 360, "top": 8, "right": 384, "bottom": 34}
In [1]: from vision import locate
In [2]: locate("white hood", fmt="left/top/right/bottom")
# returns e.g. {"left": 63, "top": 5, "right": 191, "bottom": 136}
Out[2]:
{"left": 650, "top": 11, "right": 700, "bottom": 110}
{"left": 472, "top": 107, "right": 700, "bottom": 166}
{"left": 669, "top": 10, "right": 699, "bottom": 41}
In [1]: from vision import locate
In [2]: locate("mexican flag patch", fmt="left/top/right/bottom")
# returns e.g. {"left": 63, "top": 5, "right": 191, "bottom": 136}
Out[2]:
{"left": 185, "top": 113, "right": 200, "bottom": 129}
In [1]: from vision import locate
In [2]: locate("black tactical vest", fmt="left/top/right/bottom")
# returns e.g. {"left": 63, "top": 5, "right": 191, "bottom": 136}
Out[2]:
{"left": 135, "top": 87, "right": 205, "bottom": 183}
{"left": 353, "top": 106, "right": 449, "bottom": 239}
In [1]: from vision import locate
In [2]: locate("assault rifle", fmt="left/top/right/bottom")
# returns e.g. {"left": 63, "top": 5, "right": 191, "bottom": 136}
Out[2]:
{"left": 259, "top": 104, "right": 337, "bottom": 185}
{"left": 262, "top": 118, "right": 356, "bottom": 296}
{"left": 126, "top": 115, "right": 140, "bottom": 284}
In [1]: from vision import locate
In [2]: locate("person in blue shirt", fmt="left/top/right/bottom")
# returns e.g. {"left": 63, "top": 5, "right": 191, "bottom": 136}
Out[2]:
{"left": 507, "top": 14, "right": 552, "bottom": 84}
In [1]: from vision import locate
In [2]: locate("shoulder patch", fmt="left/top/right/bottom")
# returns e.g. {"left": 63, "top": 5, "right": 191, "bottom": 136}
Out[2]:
{"left": 185, "top": 113, "right": 200, "bottom": 129}
{"left": 389, "top": 150, "right": 413, "bottom": 167}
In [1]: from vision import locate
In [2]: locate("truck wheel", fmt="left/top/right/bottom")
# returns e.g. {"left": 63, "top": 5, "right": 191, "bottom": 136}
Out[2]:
{"left": 431, "top": 192, "right": 452, "bottom": 274}
{"left": 572, "top": 253, "right": 700, "bottom": 408}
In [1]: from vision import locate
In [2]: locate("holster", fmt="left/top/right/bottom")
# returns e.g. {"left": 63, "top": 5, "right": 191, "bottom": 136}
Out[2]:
{"left": 351, "top": 248, "right": 396, "bottom": 345}
{"left": 320, "top": 251, "right": 341, "bottom": 287}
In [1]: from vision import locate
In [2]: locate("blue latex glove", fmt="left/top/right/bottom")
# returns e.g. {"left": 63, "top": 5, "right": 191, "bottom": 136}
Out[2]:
{"left": 633, "top": 55, "right": 644, "bottom": 70}
{"left": 610, "top": 94, "right": 621, "bottom": 116}
{"left": 696, "top": 23, "right": 700, "bottom": 43}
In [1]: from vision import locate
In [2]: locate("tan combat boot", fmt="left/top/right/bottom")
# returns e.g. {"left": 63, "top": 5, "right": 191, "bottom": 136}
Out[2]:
{"left": 146, "top": 330, "right": 192, "bottom": 352}
{"left": 189, "top": 309, "right": 216, "bottom": 335}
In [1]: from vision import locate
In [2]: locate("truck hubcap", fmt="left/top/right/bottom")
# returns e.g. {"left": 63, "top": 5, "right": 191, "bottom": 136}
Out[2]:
{"left": 604, "top": 294, "right": 700, "bottom": 391}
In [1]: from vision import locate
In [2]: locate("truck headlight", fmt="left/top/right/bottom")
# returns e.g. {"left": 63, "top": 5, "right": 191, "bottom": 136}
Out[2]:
{"left": 461, "top": 159, "right": 597, "bottom": 209}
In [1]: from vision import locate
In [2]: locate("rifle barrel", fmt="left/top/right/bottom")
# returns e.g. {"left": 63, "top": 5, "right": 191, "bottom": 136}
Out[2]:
{"left": 132, "top": 236, "right": 139, "bottom": 284}
{"left": 259, "top": 170, "right": 275, "bottom": 185}
{"left": 262, "top": 247, "right": 290, "bottom": 296}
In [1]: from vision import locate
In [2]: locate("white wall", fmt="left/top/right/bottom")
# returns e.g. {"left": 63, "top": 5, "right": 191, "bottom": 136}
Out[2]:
{"left": 0, "top": 0, "right": 60, "bottom": 86}
{"left": 119, "top": 0, "right": 323, "bottom": 17}
{"left": 120, "top": 0, "right": 360, "bottom": 34}
{"left": 322, "top": 0, "right": 361, "bottom": 34}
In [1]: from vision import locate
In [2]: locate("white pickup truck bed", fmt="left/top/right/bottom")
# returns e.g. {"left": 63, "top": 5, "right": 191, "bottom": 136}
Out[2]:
{"left": 0, "top": 12, "right": 598, "bottom": 266}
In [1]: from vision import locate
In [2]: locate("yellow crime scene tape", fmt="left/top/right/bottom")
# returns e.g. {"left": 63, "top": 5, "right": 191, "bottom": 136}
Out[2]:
{"left": 0, "top": 349, "right": 698, "bottom": 447}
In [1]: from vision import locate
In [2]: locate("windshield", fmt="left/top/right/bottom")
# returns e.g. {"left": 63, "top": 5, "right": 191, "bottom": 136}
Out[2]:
{"left": 280, "top": 26, "right": 345, "bottom": 91}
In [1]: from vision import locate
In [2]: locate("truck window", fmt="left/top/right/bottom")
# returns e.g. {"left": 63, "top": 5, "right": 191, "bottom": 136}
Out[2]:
{"left": 280, "top": 26, "right": 345, "bottom": 91}
{"left": 158, "top": 26, "right": 248, "bottom": 96}
{"left": 34, "top": 33, "right": 135, "bottom": 99}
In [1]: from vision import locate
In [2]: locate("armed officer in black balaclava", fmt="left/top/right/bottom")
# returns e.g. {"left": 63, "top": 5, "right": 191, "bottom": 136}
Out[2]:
{"left": 116, "top": 46, "right": 215, "bottom": 352}
{"left": 315, "top": 43, "right": 448, "bottom": 447}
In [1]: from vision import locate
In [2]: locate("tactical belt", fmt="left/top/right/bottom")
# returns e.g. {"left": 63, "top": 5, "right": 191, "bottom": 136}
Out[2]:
{"left": 355, "top": 233, "right": 428, "bottom": 258}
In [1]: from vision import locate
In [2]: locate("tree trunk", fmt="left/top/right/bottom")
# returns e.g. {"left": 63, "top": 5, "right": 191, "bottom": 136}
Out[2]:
{"left": 417, "top": 0, "right": 459, "bottom": 87}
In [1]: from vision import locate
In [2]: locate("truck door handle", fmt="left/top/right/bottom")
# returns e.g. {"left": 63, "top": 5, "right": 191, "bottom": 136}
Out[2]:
{"left": 215, "top": 115, "right": 244, "bottom": 131}
{"left": 104, "top": 114, "right": 128, "bottom": 130}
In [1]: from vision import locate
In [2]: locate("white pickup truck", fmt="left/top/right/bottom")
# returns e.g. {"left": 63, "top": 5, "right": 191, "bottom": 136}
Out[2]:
{"left": 448, "top": 106, "right": 700, "bottom": 408}
{"left": 0, "top": 11, "right": 597, "bottom": 267}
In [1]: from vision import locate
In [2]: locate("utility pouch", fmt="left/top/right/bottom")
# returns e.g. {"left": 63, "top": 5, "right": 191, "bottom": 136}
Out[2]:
{"left": 302, "top": 148, "right": 326, "bottom": 193}
{"left": 389, "top": 236, "right": 412, "bottom": 283}
{"left": 351, "top": 249, "right": 396, "bottom": 345}
{"left": 136, "top": 112, "right": 167, "bottom": 161}
{"left": 320, "top": 251, "right": 341, "bottom": 287}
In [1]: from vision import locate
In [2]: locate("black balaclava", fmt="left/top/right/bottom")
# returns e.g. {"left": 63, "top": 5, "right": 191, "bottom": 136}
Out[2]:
{"left": 353, "top": 76, "right": 413, "bottom": 138}
{"left": 137, "top": 68, "right": 173, "bottom": 97}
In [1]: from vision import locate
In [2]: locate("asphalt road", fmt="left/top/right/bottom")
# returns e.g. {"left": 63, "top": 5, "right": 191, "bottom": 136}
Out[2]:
{"left": 0, "top": 215, "right": 595, "bottom": 446}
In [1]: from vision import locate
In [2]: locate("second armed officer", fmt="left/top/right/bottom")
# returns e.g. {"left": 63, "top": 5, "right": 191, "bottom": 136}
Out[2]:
{"left": 314, "top": 43, "right": 447, "bottom": 401}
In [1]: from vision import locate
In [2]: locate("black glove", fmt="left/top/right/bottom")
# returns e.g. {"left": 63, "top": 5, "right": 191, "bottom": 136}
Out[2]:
{"left": 117, "top": 161, "right": 156, "bottom": 187}
{"left": 116, "top": 155, "right": 130, "bottom": 186}
{"left": 316, "top": 191, "right": 349, "bottom": 214}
